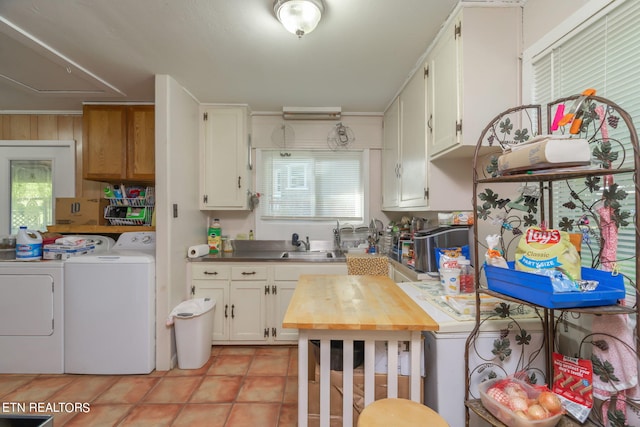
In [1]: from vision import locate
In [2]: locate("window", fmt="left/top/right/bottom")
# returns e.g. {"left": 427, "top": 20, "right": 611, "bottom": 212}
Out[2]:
{"left": 526, "top": 0, "right": 638, "bottom": 283}
{"left": 258, "top": 149, "right": 364, "bottom": 221}
{"left": 10, "top": 160, "right": 53, "bottom": 234}
{"left": 0, "top": 140, "right": 75, "bottom": 235}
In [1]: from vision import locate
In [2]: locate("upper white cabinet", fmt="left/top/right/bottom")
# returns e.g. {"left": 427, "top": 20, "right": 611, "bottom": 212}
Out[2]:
{"left": 382, "top": 97, "right": 400, "bottom": 209}
{"left": 382, "top": 67, "right": 428, "bottom": 210}
{"left": 200, "top": 105, "right": 252, "bottom": 210}
{"left": 426, "top": 6, "right": 521, "bottom": 159}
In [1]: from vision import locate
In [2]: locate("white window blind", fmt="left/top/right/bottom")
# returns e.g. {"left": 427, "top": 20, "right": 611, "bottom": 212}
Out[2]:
{"left": 258, "top": 149, "right": 364, "bottom": 221}
{"left": 530, "top": 0, "right": 639, "bottom": 282}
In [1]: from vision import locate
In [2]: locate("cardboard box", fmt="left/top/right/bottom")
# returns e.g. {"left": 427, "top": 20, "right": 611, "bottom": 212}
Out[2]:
{"left": 309, "top": 364, "right": 423, "bottom": 425}
{"left": 55, "top": 198, "right": 109, "bottom": 226}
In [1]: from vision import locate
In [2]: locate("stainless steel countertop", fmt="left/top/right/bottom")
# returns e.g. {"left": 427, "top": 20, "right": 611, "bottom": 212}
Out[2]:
{"left": 188, "top": 251, "right": 346, "bottom": 263}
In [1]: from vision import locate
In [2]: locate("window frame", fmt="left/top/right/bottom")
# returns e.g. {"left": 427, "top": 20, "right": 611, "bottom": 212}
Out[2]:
{"left": 254, "top": 148, "right": 371, "bottom": 240}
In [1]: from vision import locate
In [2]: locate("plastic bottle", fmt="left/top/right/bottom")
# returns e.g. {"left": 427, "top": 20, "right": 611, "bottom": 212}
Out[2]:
{"left": 249, "top": 230, "right": 254, "bottom": 240}
{"left": 16, "top": 226, "right": 43, "bottom": 261}
{"left": 208, "top": 218, "right": 222, "bottom": 254}
{"left": 459, "top": 259, "right": 475, "bottom": 293}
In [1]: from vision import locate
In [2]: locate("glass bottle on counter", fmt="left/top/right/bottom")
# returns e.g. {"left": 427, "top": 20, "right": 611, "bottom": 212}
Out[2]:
{"left": 459, "top": 259, "right": 475, "bottom": 293}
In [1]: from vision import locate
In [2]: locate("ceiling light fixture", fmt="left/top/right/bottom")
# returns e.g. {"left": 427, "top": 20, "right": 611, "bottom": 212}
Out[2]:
{"left": 273, "top": 0, "right": 324, "bottom": 38}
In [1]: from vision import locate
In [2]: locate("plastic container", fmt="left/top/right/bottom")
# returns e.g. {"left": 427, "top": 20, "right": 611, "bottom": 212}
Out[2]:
{"left": 440, "top": 267, "right": 461, "bottom": 295}
{"left": 15, "top": 227, "right": 43, "bottom": 261}
{"left": 208, "top": 218, "right": 222, "bottom": 254}
{"left": 479, "top": 377, "right": 564, "bottom": 427}
{"left": 459, "top": 259, "right": 475, "bottom": 293}
{"left": 170, "top": 298, "right": 216, "bottom": 369}
{"left": 484, "top": 261, "right": 625, "bottom": 308}
{"left": 310, "top": 340, "right": 364, "bottom": 371}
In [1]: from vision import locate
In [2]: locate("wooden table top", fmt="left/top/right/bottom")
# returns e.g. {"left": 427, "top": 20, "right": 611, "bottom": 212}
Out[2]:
{"left": 282, "top": 275, "right": 438, "bottom": 331}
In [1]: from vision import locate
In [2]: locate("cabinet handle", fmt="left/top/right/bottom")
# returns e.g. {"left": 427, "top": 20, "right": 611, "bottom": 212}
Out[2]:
{"left": 204, "top": 271, "right": 218, "bottom": 275}
{"left": 272, "top": 285, "right": 277, "bottom": 295}
{"left": 241, "top": 271, "right": 256, "bottom": 275}
{"left": 397, "top": 163, "right": 402, "bottom": 178}
{"left": 272, "top": 327, "right": 277, "bottom": 337}
{"left": 238, "top": 176, "right": 241, "bottom": 189}
{"left": 231, "top": 304, "right": 235, "bottom": 319}
{"left": 265, "top": 285, "right": 270, "bottom": 295}
{"left": 264, "top": 328, "right": 269, "bottom": 338}
{"left": 428, "top": 114, "right": 433, "bottom": 133}
{"left": 224, "top": 304, "right": 228, "bottom": 318}
{"left": 248, "top": 135, "right": 253, "bottom": 170}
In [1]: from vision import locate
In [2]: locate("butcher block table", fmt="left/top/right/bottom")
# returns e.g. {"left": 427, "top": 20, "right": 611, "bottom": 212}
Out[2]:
{"left": 283, "top": 274, "right": 438, "bottom": 427}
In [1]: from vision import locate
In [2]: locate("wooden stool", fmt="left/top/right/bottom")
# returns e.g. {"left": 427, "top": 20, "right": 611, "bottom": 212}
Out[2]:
{"left": 357, "top": 398, "right": 449, "bottom": 427}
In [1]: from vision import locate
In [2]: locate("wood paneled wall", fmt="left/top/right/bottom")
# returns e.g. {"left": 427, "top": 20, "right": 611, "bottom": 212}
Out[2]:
{"left": 0, "top": 114, "right": 104, "bottom": 197}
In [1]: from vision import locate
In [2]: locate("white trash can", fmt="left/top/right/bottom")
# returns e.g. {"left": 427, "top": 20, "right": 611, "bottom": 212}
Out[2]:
{"left": 168, "top": 298, "right": 216, "bottom": 369}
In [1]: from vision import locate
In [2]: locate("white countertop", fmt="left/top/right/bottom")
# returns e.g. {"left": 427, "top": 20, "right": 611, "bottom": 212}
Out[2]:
{"left": 396, "top": 281, "right": 543, "bottom": 334}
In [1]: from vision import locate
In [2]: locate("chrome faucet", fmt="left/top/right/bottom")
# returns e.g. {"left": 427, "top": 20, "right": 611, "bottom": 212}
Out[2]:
{"left": 292, "top": 233, "right": 310, "bottom": 251}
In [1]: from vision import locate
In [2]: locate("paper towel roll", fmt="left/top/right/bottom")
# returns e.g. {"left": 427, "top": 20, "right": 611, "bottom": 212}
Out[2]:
{"left": 188, "top": 244, "right": 210, "bottom": 258}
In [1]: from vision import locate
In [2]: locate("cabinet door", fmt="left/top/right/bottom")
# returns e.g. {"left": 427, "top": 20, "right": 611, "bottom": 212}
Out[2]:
{"left": 83, "top": 105, "right": 127, "bottom": 181}
{"left": 229, "top": 282, "right": 267, "bottom": 341}
{"left": 200, "top": 107, "right": 249, "bottom": 210}
{"left": 399, "top": 65, "right": 427, "bottom": 208}
{"left": 382, "top": 97, "right": 400, "bottom": 208}
{"left": 272, "top": 281, "right": 298, "bottom": 342}
{"left": 428, "top": 17, "right": 461, "bottom": 157}
{"left": 126, "top": 106, "right": 155, "bottom": 182}
{"left": 192, "top": 280, "right": 229, "bottom": 342}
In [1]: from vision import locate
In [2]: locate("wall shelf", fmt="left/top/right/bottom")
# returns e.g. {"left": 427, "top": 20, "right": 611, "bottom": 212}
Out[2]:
{"left": 47, "top": 225, "right": 155, "bottom": 234}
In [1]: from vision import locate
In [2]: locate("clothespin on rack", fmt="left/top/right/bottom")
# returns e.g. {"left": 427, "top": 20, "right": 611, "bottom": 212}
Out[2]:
{"left": 557, "top": 88, "right": 597, "bottom": 134}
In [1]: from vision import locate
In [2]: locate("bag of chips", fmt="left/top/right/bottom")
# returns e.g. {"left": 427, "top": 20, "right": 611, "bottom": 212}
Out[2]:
{"left": 515, "top": 227, "right": 581, "bottom": 281}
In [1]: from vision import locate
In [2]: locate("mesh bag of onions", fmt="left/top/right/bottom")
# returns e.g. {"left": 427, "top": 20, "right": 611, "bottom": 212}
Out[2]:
{"left": 479, "top": 377, "right": 565, "bottom": 427}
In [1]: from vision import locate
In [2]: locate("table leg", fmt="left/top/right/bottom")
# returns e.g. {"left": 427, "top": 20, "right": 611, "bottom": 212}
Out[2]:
{"left": 298, "top": 331, "right": 309, "bottom": 427}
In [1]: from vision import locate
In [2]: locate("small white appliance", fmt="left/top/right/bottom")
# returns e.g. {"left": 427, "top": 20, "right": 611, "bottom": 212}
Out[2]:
{"left": 64, "top": 232, "right": 156, "bottom": 374}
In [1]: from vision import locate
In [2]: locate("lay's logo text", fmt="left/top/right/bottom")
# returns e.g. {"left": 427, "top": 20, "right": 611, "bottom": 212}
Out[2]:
{"left": 525, "top": 228, "right": 561, "bottom": 245}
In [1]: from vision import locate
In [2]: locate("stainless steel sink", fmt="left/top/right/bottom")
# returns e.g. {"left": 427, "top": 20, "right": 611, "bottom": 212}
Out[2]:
{"left": 279, "top": 251, "right": 342, "bottom": 260}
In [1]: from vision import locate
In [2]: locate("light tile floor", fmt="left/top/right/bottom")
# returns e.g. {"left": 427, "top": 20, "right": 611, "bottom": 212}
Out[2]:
{"left": 0, "top": 345, "right": 299, "bottom": 427}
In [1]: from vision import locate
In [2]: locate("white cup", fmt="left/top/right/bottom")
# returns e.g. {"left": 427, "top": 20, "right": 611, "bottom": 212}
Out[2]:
{"left": 440, "top": 268, "right": 461, "bottom": 295}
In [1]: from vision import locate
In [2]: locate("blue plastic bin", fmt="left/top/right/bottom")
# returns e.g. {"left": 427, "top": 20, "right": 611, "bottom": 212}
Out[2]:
{"left": 484, "top": 262, "right": 625, "bottom": 309}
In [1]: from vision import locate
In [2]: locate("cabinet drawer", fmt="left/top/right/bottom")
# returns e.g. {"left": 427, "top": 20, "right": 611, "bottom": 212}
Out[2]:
{"left": 274, "top": 264, "right": 347, "bottom": 281}
{"left": 231, "top": 266, "right": 268, "bottom": 281}
{"left": 191, "top": 264, "right": 231, "bottom": 280}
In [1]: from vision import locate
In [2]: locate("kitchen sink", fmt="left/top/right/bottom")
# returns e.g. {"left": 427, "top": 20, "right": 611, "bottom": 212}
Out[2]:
{"left": 280, "top": 251, "right": 342, "bottom": 260}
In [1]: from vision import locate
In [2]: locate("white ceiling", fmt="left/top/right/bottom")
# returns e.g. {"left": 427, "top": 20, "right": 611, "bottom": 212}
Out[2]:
{"left": 0, "top": 0, "right": 511, "bottom": 113}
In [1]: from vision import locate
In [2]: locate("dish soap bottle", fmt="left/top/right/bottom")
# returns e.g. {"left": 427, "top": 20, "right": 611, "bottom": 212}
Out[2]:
{"left": 208, "top": 218, "right": 222, "bottom": 254}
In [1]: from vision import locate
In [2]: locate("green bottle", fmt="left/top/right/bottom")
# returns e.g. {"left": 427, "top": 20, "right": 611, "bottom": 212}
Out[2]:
{"left": 208, "top": 218, "right": 222, "bottom": 254}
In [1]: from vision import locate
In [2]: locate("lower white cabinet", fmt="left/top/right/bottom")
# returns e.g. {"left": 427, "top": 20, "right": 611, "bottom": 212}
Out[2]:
{"left": 230, "top": 266, "right": 268, "bottom": 341}
{"left": 189, "top": 262, "right": 347, "bottom": 344}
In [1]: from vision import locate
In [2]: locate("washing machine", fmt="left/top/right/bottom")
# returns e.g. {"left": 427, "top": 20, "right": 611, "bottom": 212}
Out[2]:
{"left": 64, "top": 232, "right": 156, "bottom": 374}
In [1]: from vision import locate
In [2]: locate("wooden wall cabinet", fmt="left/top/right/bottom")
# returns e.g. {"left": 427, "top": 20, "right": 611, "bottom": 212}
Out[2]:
{"left": 82, "top": 105, "right": 155, "bottom": 183}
